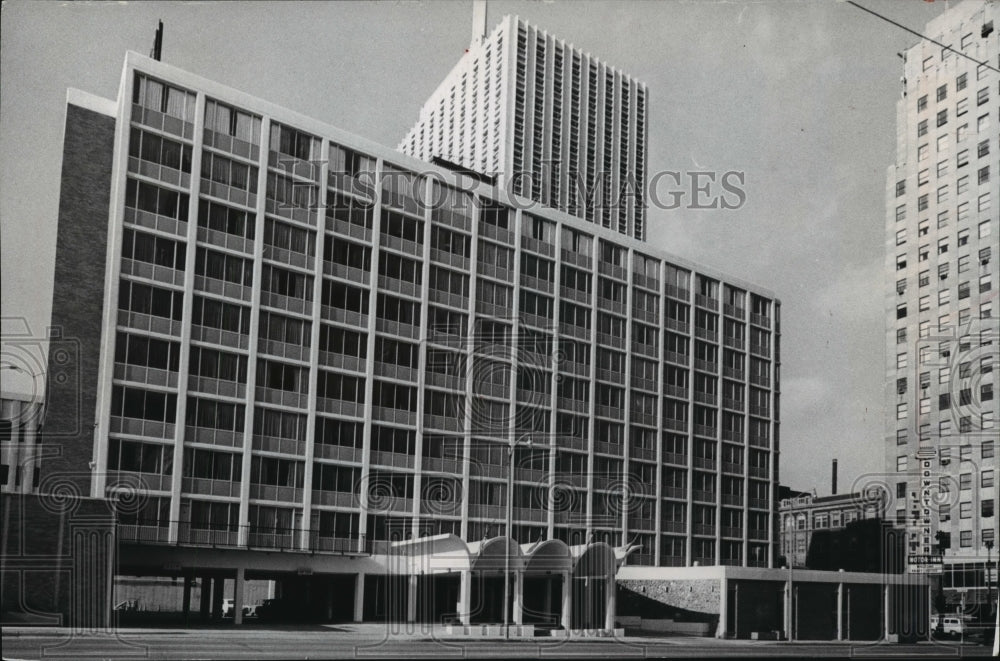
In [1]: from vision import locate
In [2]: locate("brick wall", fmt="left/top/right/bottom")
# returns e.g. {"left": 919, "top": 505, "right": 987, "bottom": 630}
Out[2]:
{"left": 0, "top": 493, "right": 115, "bottom": 626}
{"left": 43, "top": 103, "right": 116, "bottom": 494}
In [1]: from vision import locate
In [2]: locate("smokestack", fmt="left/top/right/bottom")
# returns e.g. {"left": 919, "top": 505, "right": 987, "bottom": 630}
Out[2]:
{"left": 150, "top": 20, "right": 163, "bottom": 61}
{"left": 831, "top": 459, "right": 838, "bottom": 496}
{"left": 470, "top": 0, "right": 487, "bottom": 48}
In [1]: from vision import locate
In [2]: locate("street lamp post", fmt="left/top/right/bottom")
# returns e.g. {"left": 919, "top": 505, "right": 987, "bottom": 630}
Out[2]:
{"left": 504, "top": 435, "right": 533, "bottom": 639}
{"left": 785, "top": 517, "right": 795, "bottom": 642}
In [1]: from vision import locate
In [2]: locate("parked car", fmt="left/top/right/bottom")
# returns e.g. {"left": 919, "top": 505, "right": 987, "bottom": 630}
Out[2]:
{"left": 222, "top": 599, "right": 258, "bottom": 618}
{"left": 931, "top": 615, "right": 965, "bottom": 638}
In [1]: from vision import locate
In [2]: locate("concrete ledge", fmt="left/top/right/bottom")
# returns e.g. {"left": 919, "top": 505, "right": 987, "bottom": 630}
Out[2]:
{"left": 551, "top": 628, "right": 624, "bottom": 638}
{"left": 750, "top": 631, "right": 781, "bottom": 640}
{"left": 617, "top": 617, "right": 712, "bottom": 636}
{"left": 441, "top": 624, "right": 535, "bottom": 637}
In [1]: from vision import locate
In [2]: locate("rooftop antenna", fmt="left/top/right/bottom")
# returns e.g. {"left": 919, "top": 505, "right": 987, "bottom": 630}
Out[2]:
{"left": 150, "top": 20, "right": 163, "bottom": 61}
{"left": 470, "top": 0, "right": 487, "bottom": 48}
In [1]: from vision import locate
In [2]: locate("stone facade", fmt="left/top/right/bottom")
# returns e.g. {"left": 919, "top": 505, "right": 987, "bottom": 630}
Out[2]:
{"left": 618, "top": 578, "right": 720, "bottom": 616}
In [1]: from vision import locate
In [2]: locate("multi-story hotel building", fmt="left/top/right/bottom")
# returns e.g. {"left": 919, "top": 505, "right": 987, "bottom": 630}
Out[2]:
{"left": 398, "top": 14, "right": 648, "bottom": 241}
{"left": 38, "top": 48, "right": 779, "bottom": 621}
{"left": 778, "top": 491, "right": 886, "bottom": 568}
{"left": 884, "top": 0, "right": 997, "bottom": 608}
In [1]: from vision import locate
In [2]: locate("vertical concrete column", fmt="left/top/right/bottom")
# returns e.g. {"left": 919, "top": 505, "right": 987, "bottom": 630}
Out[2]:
{"left": 407, "top": 574, "right": 418, "bottom": 624}
{"left": 212, "top": 576, "right": 225, "bottom": 620}
{"left": 543, "top": 576, "right": 553, "bottom": 620}
{"left": 784, "top": 576, "right": 792, "bottom": 640}
{"left": 199, "top": 576, "right": 212, "bottom": 620}
{"left": 561, "top": 571, "right": 572, "bottom": 631}
{"left": 883, "top": 584, "right": 890, "bottom": 640}
{"left": 836, "top": 582, "right": 844, "bottom": 641}
{"left": 233, "top": 568, "right": 245, "bottom": 625}
{"left": 717, "top": 578, "right": 728, "bottom": 638}
{"left": 604, "top": 570, "right": 616, "bottom": 632}
{"left": 457, "top": 570, "right": 472, "bottom": 626}
{"left": 353, "top": 573, "right": 365, "bottom": 623}
{"left": 182, "top": 576, "right": 192, "bottom": 623}
{"left": 513, "top": 571, "right": 524, "bottom": 625}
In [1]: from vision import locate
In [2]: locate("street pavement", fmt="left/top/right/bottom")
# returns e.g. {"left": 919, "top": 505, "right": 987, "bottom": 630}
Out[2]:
{"left": 1, "top": 624, "right": 995, "bottom": 659}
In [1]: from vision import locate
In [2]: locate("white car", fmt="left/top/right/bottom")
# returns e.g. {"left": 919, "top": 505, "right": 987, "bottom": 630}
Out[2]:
{"left": 931, "top": 615, "right": 965, "bottom": 638}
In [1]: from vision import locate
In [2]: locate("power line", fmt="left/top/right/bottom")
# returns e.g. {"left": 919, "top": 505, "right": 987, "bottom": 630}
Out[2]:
{"left": 846, "top": 0, "right": 1000, "bottom": 75}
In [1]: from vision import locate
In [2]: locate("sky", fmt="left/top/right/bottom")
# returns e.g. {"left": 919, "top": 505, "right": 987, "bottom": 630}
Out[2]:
{"left": 0, "top": 0, "right": 954, "bottom": 494}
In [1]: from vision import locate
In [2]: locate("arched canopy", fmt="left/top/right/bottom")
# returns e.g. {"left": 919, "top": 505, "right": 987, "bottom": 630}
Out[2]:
{"left": 389, "top": 534, "right": 629, "bottom": 578}
{"left": 468, "top": 536, "right": 525, "bottom": 573}
{"left": 521, "top": 538, "right": 572, "bottom": 573}
{"left": 391, "top": 533, "right": 472, "bottom": 574}
{"left": 570, "top": 541, "right": 617, "bottom": 578}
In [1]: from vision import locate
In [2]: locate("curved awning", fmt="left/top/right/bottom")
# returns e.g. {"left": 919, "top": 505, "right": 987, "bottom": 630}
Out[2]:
{"left": 389, "top": 534, "right": 636, "bottom": 576}
{"left": 570, "top": 541, "right": 617, "bottom": 578}
{"left": 521, "top": 538, "right": 573, "bottom": 573}
{"left": 468, "top": 536, "right": 525, "bottom": 573}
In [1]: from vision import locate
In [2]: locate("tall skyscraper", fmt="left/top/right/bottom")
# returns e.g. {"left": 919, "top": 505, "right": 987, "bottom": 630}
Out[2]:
{"left": 884, "top": 0, "right": 997, "bottom": 608}
{"left": 398, "top": 14, "right": 649, "bottom": 241}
